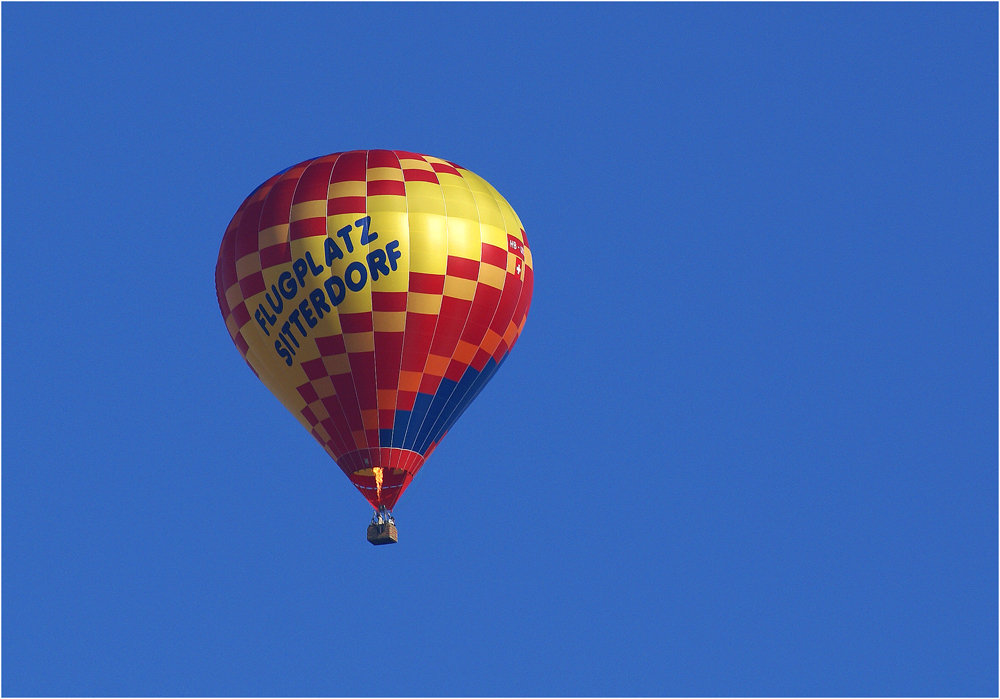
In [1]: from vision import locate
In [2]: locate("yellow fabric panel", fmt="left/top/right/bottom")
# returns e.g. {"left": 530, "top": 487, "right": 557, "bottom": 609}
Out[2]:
{"left": 406, "top": 292, "right": 443, "bottom": 314}
{"left": 367, "top": 194, "right": 408, "bottom": 213}
{"left": 407, "top": 212, "right": 448, "bottom": 274}
{"left": 224, "top": 282, "right": 243, "bottom": 312}
{"left": 342, "top": 330, "right": 375, "bottom": 352}
{"left": 323, "top": 353, "right": 352, "bottom": 375}
{"left": 372, "top": 311, "right": 406, "bottom": 332}
{"left": 459, "top": 169, "right": 493, "bottom": 193}
{"left": 478, "top": 262, "right": 506, "bottom": 290}
{"left": 444, "top": 217, "right": 481, "bottom": 260}
{"left": 406, "top": 195, "right": 447, "bottom": 219}
{"left": 471, "top": 194, "right": 506, "bottom": 233}
{"left": 312, "top": 376, "right": 337, "bottom": 398}
{"left": 236, "top": 261, "right": 258, "bottom": 284}
{"left": 398, "top": 157, "right": 434, "bottom": 172}
{"left": 224, "top": 314, "right": 239, "bottom": 340}
{"left": 367, "top": 166, "right": 404, "bottom": 181}
{"left": 290, "top": 200, "right": 326, "bottom": 222}
{"left": 480, "top": 222, "right": 509, "bottom": 252}
{"left": 329, "top": 180, "right": 365, "bottom": 199}
{"left": 258, "top": 224, "right": 289, "bottom": 250}
{"left": 443, "top": 276, "right": 477, "bottom": 300}
{"left": 404, "top": 180, "right": 446, "bottom": 199}
{"left": 440, "top": 185, "right": 479, "bottom": 223}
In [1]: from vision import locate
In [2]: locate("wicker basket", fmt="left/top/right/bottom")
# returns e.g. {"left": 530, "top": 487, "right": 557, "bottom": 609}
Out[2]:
{"left": 367, "top": 522, "right": 398, "bottom": 545}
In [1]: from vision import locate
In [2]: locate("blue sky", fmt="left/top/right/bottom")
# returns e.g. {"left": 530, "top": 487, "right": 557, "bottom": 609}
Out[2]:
{"left": 3, "top": 3, "right": 996, "bottom": 696}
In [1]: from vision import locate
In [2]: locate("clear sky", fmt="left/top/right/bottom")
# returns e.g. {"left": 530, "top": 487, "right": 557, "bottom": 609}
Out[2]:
{"left": 3, "top": 3, "right": 996, "bottom": 697}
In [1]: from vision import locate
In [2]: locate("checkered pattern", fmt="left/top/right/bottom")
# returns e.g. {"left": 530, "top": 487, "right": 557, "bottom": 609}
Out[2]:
{"left": 215, "top": 151, "right": 533, "bottom": 510}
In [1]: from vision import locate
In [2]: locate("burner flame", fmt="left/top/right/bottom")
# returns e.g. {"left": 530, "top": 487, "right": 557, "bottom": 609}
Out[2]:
{"left": 372, "top": 467, "right": 383, "bottom": 499}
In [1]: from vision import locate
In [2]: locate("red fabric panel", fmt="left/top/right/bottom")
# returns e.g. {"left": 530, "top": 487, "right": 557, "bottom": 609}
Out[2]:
{"left": 238, "top": 271, "right": 265, "bottom": 299}
{"left": 348, "top": 352, "right": 377, "bottom": 410}
{"left": 330, "top": 373, "right": 364, "bottom": 432}
{"left": 218, "top": 226, "right": 238, "bottom": 291}
{"left": 481, "top": 243, "right": 507, "bottom": 268}
{"left": 372, "top": 291, "right": 408, "bottom": 312}
{"left": 460, "top": 283, "right": 503, "bottom": 346}
{"left": 235, "top": 199, "right": 265, "bottom": 259}
{"left": 409, "top": 272, "right": 445, "bottom": 294}
{"left": 331, "top": 150, "right": 367, "bottom": 183}
{"left": 300, "top": 358, "right": 327, "bottom": 381}
{"left": 297, "top": 382, "right": 320, "bottom": 403}
{"left": 399, "top": 313, "right": 437, "bottom": 372}
{"left": 428, "top": 296, "right": 473, "bottom": 358}
{"left": 328, "top": 196, "right": 366, "bottom": 216}
{"left": 231, "top": 301, "right": 250, "bottom": 329}
{"left": 292, "top": 156, "right": 338, "bottom": 203}
{"left": 258, "top": 175, "right": 301, "bottom": 230}
{"left": 340, "top": 312, "right": 374, "bottom": 333}
{"left": 392, "top": 150, "right": 427, "bottom": 160}
{"left": 234, "top": 332, "right": 249, "bottom": 355}
{"left": 403, "top": 168, "right": 438, "bottom": 184}
{"left": 315, "top": 334, "right": 346, "bottom": 356}
{"left": 321, "top": 398, "right": 356, "bottom": 451}
{"left": 366, "top": 149, "right": 401, "bottom": 169}
{"left": 260, "top": 242, "right": 292, "bottom": 269}
{"left": 289, "top": 217, "right": 326, "bottom": 239}
{"left": 374, "top": 331, "right": 404, "bottom": 390}
{"left": 430, "top": 162, "right": 461, "bottom": 176}
{"left": 488, "top": 271, "right": 523, "bottom": 335}
{"left": 447, "top": 255, "right": 479, "bottom": 280}
{"left": 444, "top": 358, "right": 468, "bottom": 382}
{"left": 368, "top": 179, "right": 406, "bottom": 197}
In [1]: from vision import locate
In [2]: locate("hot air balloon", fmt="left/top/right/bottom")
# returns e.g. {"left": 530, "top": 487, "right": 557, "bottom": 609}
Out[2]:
{"left": 215, "top": 151, "right": 533, "bottom": 544}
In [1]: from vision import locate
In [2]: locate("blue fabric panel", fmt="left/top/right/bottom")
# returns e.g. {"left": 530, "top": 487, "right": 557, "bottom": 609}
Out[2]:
{"left": 390, "top": 409, "right": 411, "bottom": 448}
{"left": 402, "top": 392, "right": 435, "bottom": 450}
{"left": 419, "top": 364, "right": 484, "bottom": 453}
{"left": 379, "top": 428, "right": 393, "bottom": 448}
{"left": 413, "top": 378, "right": 459, "bottom": 456}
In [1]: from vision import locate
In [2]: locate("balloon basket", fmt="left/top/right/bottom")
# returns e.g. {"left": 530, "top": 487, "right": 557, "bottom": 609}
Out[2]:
{"left": 367, "top": 521, "right": 398, "bottom": 545}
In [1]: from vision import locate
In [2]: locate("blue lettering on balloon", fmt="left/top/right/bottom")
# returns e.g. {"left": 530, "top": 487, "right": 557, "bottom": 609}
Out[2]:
{"left": 325, "top": 275, "right": 346, "bottom": 306}
{"left": 345, "top": 261, "right": 368, "bottom": 292}
{"left": 278, "top": 271, "right": 297, "bottom": 300}
{"left": 299, "top": 298, "right": 318, "bottom": 328}
{"left": 272, "top": 237, "right": 404, "bottom": 367}
{"left": 385, "top": 240, "right": 401, "bottom": 271}
{"left": 309, "top": 288, "right": 330, "bottom": 319}
{"left": 357, "top": 215, "right": 378, "bottom": 244}
{"left": 292, "top": 258, "right": 309, "bottom": 287}
{"left": 266, "top": 287, "right": 284, "bottom": 314}
{"left": 367, "top": 248, "right": 390, "bottom": 280}
{"left": 336, "top": 224, "right": 354, "bottom": 253}
{"left": 305, "top": 251, "right": 324, "bottom": 276}
{"left": 275, "top": 339, "right": 293, "bottom": 366}
{"left": 325, "top": 237, "right": 344, "bottom": 265}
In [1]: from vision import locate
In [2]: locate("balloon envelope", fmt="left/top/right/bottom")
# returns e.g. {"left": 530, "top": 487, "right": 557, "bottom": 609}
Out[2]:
{"left": 216, "top": 151, "right": 533, "bottom": 510}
